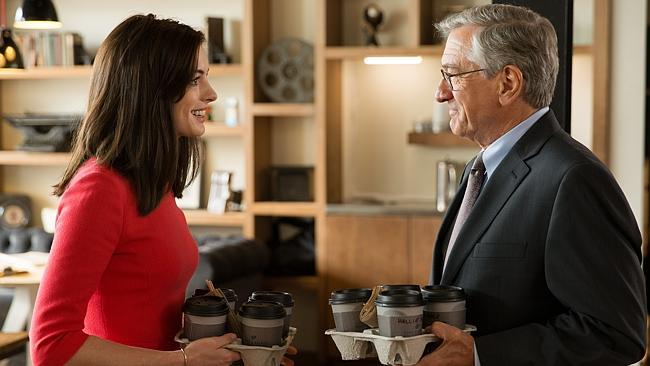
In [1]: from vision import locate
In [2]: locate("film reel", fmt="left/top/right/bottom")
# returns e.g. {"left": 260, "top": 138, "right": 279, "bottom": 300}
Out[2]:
{"left": 257, "top": 38, "right": 314, "bottom": 103}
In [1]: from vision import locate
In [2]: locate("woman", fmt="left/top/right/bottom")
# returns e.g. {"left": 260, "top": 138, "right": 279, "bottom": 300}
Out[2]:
{"left": 30, "top": 14, "right": 239, "bottom": 365}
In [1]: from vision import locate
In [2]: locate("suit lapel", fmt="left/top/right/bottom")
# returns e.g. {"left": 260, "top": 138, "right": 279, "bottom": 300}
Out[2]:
{"left": 440, "top": 110, "right": 562, "bottom": 284}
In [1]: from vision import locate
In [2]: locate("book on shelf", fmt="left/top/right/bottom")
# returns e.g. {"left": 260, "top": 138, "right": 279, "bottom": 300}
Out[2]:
{"left": 15, "top": 31, "right": 90, "bottom": 68}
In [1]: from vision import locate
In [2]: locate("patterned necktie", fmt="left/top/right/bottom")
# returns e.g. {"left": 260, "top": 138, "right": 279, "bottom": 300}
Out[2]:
{"left": 443, "top": 151, "right": 486, "bottom": 270}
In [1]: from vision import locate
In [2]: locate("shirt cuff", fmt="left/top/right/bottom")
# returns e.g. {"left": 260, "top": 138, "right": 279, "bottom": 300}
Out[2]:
{"left": 474, "top": 342, "right": 481, "bottom": 366}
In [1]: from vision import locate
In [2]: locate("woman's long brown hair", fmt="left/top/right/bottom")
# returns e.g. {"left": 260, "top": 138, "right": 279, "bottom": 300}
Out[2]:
{"left": 54, "top": 14, "right": 205, "bottom": 215}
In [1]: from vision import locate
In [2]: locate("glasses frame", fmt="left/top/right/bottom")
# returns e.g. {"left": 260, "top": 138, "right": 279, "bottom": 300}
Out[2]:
{"left": 440, "top": 68, "right": 486, "bottom": 91}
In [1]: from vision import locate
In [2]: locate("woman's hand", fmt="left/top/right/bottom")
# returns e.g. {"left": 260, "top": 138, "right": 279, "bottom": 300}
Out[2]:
{"left": 281, "top": 345, "right": 298, "bottom": 366}
{"left": 183, "top": 333, "right": 241, "bottom": 366}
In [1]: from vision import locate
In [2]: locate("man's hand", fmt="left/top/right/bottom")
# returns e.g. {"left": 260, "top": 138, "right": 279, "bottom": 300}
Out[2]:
{"left": 415, "top": 322, "right": 474, "bottom": 366}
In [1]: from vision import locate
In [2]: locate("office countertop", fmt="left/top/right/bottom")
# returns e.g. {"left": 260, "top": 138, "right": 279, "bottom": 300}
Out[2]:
{"left": 326, "top": 201, "right": 444, "bottom": 216}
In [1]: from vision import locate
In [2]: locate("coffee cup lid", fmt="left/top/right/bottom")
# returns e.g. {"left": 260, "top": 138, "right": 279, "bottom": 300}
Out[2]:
{"left": 375, "top": 289, "right": 424, "bottom": 307}
{"left": 381, "top": 284, "right": 421, "bottom": 292}
{"left": 183, "top": 296, "right": 230, "bottom": 316}
{"left": 239, "top": 300, "right": 287, "bottom": 319}
{"left": 329, "top": 288, "right": 372, "bottom": 304}
{"left": 421, "top": 285, "right": 465, "bottom": 301}
{"left": 193, "top": 288, "right": 238, "bottom": 303}
{"left": 249, "top": 291, "right": 294, "bottom": 307}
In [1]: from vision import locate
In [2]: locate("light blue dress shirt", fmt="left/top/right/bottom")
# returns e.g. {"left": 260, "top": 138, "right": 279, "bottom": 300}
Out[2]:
{"left": 481, "top": 106, "right": 549, "bottom": 184}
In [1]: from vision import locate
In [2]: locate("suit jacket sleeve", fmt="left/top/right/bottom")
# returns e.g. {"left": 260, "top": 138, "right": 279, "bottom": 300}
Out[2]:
{"left": 475, "top": 161, "right": 646, "bottom": 365}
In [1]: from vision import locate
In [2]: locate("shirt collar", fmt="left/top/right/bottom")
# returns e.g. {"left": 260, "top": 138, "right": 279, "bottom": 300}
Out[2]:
{"left": 481, "top": 106, "right": 549, "bottom": 183}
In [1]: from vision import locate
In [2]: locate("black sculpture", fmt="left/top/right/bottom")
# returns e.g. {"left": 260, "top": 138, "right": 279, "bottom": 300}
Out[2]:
{"left": 362, "top": 4, "right": 384, "bottom": 46}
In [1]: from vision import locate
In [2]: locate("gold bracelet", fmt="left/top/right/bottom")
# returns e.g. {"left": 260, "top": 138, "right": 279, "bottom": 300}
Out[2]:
{"left": 180, "top": 347, "right": 188, "bottom": 366}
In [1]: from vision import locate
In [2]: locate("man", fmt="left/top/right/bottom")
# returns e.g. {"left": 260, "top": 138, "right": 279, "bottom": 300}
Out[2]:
{"left": 419, "top": 4, "right": 646, "bottom": 365}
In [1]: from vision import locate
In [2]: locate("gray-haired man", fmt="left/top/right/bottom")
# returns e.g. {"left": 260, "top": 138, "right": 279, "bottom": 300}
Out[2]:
{"left": 422, "top": 4, "right": 646, "bottom": 365}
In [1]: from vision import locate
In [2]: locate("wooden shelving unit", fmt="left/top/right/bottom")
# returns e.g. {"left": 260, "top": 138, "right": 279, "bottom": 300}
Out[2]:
{"left": 183, "top": 210, "right": 246, "bottom": 227}
{"left": 407, "top": 132, "right": 477, "bottom": 148}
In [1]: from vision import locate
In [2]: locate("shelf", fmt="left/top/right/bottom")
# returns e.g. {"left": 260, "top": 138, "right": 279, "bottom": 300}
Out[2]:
{"left": 203, "top": 123, "right": 244, "bottom": 137}
{"left": 325, "top": 46, "right": 442, "bottom": 59}
{"left": 325, "top": 45, "right": 593, "bottom": 60}
{"left": 407, "top": 132, "right": 477, "bottom": 148}
{"left": 262, "top": 275, "right": 319, "bottom": 291}
{"left": 573, "top": 45, "right": 593, "bottom": 55}
{"left": 207, "top": 64, "right": 244, "bottom": 77}
{"left": 0, "top": 126, "right": 241, "bottom": 167}
{"left": 0, "top": 64, "right": 243, "bottom": 80}
{"left": 183, "top": 210, "right": 246, "bottom": 227}
{"left": 251, "top": 103, "right": 314, "bottom": 117}
{"left": 250, "top": 202, "right": 318, "bottom": 217}
{"left": 0, "top": 151, "right": 71, "bottom": 165}
{"left": 0, "top": 66, "right": 92, "bottom": 80}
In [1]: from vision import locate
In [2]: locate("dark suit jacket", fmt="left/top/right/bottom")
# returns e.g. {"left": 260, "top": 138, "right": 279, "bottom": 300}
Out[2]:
{"left": 430, "top": 110, "right": 646, "bottom": 365}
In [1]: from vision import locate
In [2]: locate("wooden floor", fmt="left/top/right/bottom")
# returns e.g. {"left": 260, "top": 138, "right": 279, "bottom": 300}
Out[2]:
{"left": 295, "top": 352, "right": 375, "bottom": 365}
{"left": 291, "top": 352, "right": 379, "bottom": 365}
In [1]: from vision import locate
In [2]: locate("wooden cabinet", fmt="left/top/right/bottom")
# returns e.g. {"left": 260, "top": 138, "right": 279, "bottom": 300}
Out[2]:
{"left": 409, "top": 215, "right": 441, "bottom": 285}
{"left": 324, "top": 214, "right": 441, "bottom": 293}
{"left": 325, "top": 215, "right": 410, "bottom": 290}
{"left": 323, "top": 213, "right": 441, "bottom": 360}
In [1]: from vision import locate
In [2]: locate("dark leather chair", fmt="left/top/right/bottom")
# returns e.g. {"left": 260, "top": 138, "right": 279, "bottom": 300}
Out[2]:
{"left": 186, "top": 236, "right": 270, "bottom": 308}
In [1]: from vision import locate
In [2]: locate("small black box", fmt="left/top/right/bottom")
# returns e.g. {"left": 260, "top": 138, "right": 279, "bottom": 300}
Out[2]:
{"left": 270, "top": 166, "right": 314, "bottom": 201}
{"left": 207, "top": 17, "right": 231, "bottom": 64}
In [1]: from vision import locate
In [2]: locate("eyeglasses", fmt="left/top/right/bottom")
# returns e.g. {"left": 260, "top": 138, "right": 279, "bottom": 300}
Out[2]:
{"left": 440, "top": 68, "right": 486, "bottom": 91}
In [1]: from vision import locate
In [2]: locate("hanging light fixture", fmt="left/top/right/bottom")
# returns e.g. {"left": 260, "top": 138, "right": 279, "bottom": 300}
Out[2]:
{"left": 0, "top": 0, "right": 24, "bottom": 68}
{"left": 14, "top": 0, "right": 62, "bottom": 30}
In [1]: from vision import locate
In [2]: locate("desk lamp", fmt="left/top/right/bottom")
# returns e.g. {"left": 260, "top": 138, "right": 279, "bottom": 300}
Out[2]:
{"left": 14, "top": 0, "right": 62, "bottom": 30}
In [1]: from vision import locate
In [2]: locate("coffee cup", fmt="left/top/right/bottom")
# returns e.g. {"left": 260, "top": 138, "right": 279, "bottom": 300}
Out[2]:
{"left": 239, "top": 300, "right": 286, "bottom": 347}
{"left": 381, "top": 284, "right": 421, "bottom": 292}
{"left": 329, "top": 288, "right": 372, "bottom": 332}
{"left": 249, "top": 291, "right": 294, "bottom": 337}
{"left": 375, "top": 289, "right": 424, "bottom": 337}
{"left": 182, "top": 296, "right": 230, "bottom": 341}
{"left": 193, "top": 288, "right": 238, "bottom": 310}
{"left": 421, "top": 285, "right": 466, "bottom": 329}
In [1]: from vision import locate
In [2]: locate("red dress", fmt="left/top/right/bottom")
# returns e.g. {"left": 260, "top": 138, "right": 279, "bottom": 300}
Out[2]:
{"left": 30, "top": 159, "right": 198, "bottom": 366}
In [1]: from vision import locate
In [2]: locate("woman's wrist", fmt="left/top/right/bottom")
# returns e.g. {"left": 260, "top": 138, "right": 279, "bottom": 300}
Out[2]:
{"left": 179, "top": 347, "right": 188, "bottom": 366}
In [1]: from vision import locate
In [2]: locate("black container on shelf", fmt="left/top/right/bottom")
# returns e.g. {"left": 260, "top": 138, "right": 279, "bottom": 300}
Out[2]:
{"left": 269, "top": 166, "right": 314, "bottom": 202}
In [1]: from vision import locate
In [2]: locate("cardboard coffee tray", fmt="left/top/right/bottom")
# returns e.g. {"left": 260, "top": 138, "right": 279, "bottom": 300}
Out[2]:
{"left": 176, "top": 327, "right": 297, "bottom": 366}
{"left": 325, "top": 325, "right": 476, "bottom": 366}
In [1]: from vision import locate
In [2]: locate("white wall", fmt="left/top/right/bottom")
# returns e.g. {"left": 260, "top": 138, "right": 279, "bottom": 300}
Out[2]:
{"left": 571, "top": 54, "right": 593, "bottom": 148}
{"left": 341, "top": 58, "right": 479, "bottom": 203}
{"left": 609, "top": 0, "right": 646, "bottom": 227}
